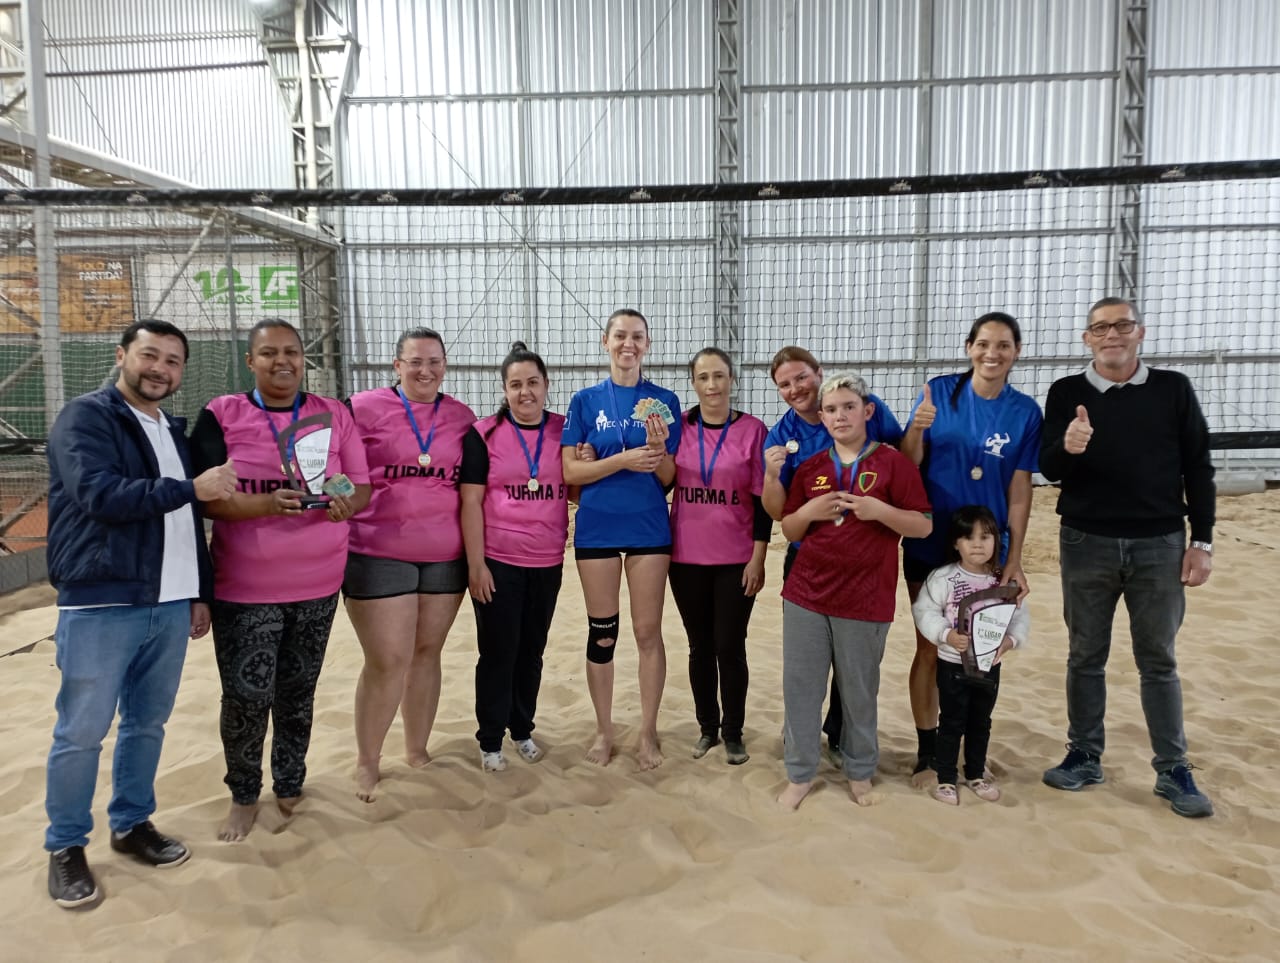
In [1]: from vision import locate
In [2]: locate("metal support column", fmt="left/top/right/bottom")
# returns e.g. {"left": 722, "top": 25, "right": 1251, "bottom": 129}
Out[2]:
{"left": 1115, "top": 0, "right": 1149, "bottom": 300}
{"left": 258, "top": 0, "right": 356, "bottom": 397}
{"left": 911, "top": 0, "right": 935, "bottom": 372}
{"left": 21, "top": 0, "right": 63, "bottom": 428}
{"left": 715, "top": 0, "right": 742, "bottom": 355}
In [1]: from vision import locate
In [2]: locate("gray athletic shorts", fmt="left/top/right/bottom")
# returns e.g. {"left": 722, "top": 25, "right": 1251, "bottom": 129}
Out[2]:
{"left": 342, "top": 551, "right": 467, "bottom": 599}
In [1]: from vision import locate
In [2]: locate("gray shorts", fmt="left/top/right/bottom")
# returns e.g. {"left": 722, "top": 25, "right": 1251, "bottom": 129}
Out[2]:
{"left": 342, "top": 552, "right": 467, "bottom": 599}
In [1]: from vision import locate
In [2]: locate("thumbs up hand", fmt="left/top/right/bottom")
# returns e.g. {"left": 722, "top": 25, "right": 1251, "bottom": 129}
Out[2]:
{"left": 912, "top": 383, "right": 937, "bottom": 431}
{"left": 1064, "top": 404, "right": 1093, "bottom": 455}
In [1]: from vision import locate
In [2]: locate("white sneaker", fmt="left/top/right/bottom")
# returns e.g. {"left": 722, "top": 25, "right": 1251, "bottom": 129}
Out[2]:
{"left": 481, "top": 750, "right": 507, "bottom": 772}
{"left": 514, "top": 738, "right": 543, "bottom": 763}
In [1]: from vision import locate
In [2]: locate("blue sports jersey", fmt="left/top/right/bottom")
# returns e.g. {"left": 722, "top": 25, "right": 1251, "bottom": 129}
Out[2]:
{"left": 563, "top": 378, "right": 683, "bottom": 548}
{"left": 901, "top": 373, "right": 1042, "bottom": 567}
{"left": 763, "top": 393, "right": 902, "bottom": 491}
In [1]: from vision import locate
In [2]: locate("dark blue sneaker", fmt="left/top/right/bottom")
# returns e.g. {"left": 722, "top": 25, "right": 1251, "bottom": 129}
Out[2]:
{"left": 1154, "top": 765, "right": 1214, "bottom": 818}
{"left": 1042, "top": 747, "right": 1104, "bottom": 791}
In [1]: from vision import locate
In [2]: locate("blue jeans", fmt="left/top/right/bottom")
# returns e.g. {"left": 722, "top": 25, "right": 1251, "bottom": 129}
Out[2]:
{"left": 45, "top": 602, "right": 190, "bottom": 851}
{"left": 1059, "top": 526, "right": 1188, "bottom": 772}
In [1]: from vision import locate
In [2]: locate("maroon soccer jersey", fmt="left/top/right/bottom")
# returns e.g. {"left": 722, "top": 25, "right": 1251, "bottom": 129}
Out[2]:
{"left": 780, "top": 443, "right": 931, "bottom": 622}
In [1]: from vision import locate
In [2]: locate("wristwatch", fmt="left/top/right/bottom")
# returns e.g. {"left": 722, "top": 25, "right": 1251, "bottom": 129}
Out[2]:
{"left": 1190, "top": 540, "right": 1213, "bottom": 554}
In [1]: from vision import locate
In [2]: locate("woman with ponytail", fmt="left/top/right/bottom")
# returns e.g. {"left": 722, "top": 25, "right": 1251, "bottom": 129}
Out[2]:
{"left": 459, "top": 342, "right": 571, "bottom": 772}
{"left": 561, "top": 308, "right": 682, "bottom": 770}
{"left": 899, "top": 312, "right": 1042, "bottom": 784}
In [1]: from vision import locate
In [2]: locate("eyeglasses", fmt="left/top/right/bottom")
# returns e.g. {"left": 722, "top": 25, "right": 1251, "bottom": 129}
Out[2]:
{"left": 1086, "top": 319, "right": 1139, "bottom": 337}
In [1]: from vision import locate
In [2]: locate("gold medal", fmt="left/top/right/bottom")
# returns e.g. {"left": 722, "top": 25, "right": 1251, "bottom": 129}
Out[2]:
{"left": 527, "top": 477, "right": 540, "bottom": 493}
{"left": 418, "top": 452, "right": 432, "bottom": 467}
{"left": 785, "top": 440, "right": 800, "bottom": 454}
{"left": 970, "top": 466, "right": 983, "bottom": 481}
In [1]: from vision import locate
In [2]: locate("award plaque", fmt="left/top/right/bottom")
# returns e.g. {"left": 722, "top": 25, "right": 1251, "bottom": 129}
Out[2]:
{"left": 277, "top": 412, "right": 334, "bottom": 509}
{"left": 956, "top": 583, "right": 1020, "bottom": 684}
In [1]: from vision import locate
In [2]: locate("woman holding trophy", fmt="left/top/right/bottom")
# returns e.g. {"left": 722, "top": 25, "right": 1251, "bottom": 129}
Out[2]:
{"left": 343, "top": 328, "right": 477, "bottom": 801}
{"left": 190, "top": 318, "right": 371, "bottom": 842}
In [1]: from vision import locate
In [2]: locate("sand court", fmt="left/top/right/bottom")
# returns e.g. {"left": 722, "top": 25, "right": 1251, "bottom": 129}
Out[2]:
{"left": 2, "top": 487, "right": 1278, "bottom": 961}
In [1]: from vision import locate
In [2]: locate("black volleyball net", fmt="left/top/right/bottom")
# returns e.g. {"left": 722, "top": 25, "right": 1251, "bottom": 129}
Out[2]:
{"left": 1, "top": 159, "right": 1277, "bottom": 560}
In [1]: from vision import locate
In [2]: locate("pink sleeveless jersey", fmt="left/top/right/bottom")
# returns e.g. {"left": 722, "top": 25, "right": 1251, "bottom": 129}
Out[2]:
{"left": 474, "top": 412, "right": 569, "bottom": 568}
{"left": 347, "top": 388, "right": 476, "bottom": 562}
{"left": 206, "top": 392, "right": 370, "bottom": 604}
{"left": 670, "top": 412, "right": 767, "bottom": 565}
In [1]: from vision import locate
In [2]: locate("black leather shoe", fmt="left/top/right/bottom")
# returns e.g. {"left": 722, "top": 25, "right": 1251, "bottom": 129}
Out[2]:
{"left": 49, "top": 846, "right": 100, "bottom": 908}
{"left": 110, "top": 820, "right": 190, "bottom": 868}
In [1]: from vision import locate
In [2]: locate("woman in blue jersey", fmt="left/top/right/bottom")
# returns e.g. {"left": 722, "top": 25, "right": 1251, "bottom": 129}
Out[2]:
{"left": 900, "top": 312, "right": 1042, "bottom": 784}
{"left": 761, "top": 345, "right": 903, "bottom": 757}
{"left": 561, "top": 308, "right": 682, "bottom": 770}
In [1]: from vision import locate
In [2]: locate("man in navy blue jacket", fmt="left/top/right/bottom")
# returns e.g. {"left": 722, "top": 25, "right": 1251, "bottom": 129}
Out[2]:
{"left": 43, "top": 319, "right": 237, "bottom": 908}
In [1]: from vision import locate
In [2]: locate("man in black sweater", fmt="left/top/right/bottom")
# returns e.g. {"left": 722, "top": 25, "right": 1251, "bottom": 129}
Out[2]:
{"left": 1039, "top": 297, "right": 1215, "bottom": 818}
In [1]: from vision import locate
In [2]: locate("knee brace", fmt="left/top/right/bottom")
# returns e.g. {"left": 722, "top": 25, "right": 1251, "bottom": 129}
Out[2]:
{"left": 586, "top": 614, "right": 620, "bottom": 665}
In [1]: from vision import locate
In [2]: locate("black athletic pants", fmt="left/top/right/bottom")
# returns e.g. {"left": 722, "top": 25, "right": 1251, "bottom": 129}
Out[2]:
{"left": 934, "top": 659, "right": 1001, "bottom": 786}
{"left": 668, "top": 561, "right": 757, "bottom": 743}
{"left": 473, "top": 559, "right": 563, "bottom": 753}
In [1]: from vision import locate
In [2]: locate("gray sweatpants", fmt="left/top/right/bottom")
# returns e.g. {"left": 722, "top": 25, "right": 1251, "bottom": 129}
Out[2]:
{"left": 782, "top": 600, "right": 889, "bottom": 783}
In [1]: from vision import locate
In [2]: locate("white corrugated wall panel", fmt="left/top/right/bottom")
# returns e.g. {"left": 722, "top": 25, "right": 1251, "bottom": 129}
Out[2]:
{"left": 932, "top": 0, "right": 1115, "bottom": 77}
{"left": 930, "top": 78, "right": 1114, "bottom": 174}
{"left": 48, "top": 67, "right": 293, "bottom": 187}
{"left": 1153, "top": 0, "right": 1279, "bottom": 69}
{"left": 43, "top": 0, "right": 291, "bottom": 188}
{"left": 743, "top": 0, "right": 922, "bottom": 84}
{"left": 45, "top": 0, "right": 258, "bottom": 39}
{"left": 1149, "top": 75, "right": 1280, "bottom": 162}
{"left": 744, "top": 88, "right": 921, "bottom": 180}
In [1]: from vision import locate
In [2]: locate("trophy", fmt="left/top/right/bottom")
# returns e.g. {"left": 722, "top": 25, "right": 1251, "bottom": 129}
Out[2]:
{"left": 276, "top": 412, "right": 334, "bottom": 509}
{"left": 956, "top": 583, "right": 1021, "bottom": 685}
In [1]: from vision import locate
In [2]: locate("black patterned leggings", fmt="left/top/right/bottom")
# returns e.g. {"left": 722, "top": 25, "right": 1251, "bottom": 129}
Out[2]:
{"left": 211, "top": 593, "right": 339, "bottom": 805}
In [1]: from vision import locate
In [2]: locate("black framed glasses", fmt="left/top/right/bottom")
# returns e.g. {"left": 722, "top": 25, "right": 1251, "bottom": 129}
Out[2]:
{"left": 1086, "top": 319, "right": 1139, "bottom": 337}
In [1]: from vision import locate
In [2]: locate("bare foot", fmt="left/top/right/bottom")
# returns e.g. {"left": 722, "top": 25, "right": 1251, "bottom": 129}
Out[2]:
{"left": 218, "top": 802, "right": 258, "bottom": 842}
{"left": 636, "top": 733, "right": 664, "bottom": 771}
{"left": 406, "top": 749, "right": 431, "bottom": 769}
{"left": 848, "top": 778, "right": 881, "bottom": 807}
{"left": 355, "top": 761, "right": 380, "bottom": 802}
{"left": 276, "top": 795, "right": 301, "bottom": 819}
{"left": 777, "top": 780, "right": 816, "bottom": 811}
{"left": 585, "top": 730, "right": 614, "bottom": 766}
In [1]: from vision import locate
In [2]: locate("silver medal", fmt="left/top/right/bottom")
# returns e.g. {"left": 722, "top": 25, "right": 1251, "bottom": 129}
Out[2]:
{"left": 527, "top": 477, "right": 540, "bottom": 493}
{"left": 834, "top": 516, "right": 845, "bottom": 527}
{"left": 418, "top": 452, "right": 431, "bottom": 467}
{"left": 970, "top": 466, "right": 982, "bottom": 481}
{"left": 785, "top": 440, "right": 800, "bottom": 454}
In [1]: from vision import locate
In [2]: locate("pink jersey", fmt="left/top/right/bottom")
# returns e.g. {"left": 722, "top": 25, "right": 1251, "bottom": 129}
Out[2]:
{"left": 347, "top": 387, "right": 476, "bottom": 562}
{"left": 670, "top": 411, "right": 767, "bottom": 565}
{"left": 473, "top": 412, "right": 569, "bottom": 567}
{"left": 205, "top": 392, "right": 370, "bottom": 604}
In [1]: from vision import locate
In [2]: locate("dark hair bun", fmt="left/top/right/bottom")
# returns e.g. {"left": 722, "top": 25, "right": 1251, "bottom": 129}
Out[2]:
{"left": 510, "top": 340, "right": 528, "bottom": 352}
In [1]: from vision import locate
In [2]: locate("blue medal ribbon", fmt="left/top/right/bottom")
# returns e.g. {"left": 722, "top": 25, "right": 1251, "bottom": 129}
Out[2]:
{"left": 604, "top": 379, "right": 634, "bottom": 451}
{"left": 399, "top": 388, "right": 443, "bottom": 460}
{"left": 964, "top": 380, "right": 1005, "bottom": 478}
{"left": 509, "top": 412, "right": 547, "bottom": 481}
{"left": 697, "top": 411, "right": 733, "bottom": 487}
{"left": 252, "top": 388, "right": 301, "bottom": 476}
